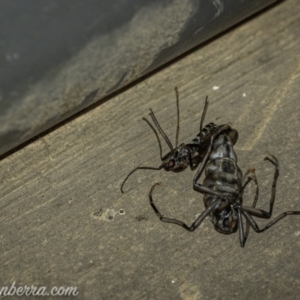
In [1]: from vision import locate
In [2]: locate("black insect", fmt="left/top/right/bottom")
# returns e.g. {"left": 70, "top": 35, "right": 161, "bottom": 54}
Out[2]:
{"left": 150, "top": 124, "right": 300, "bottom": 247}
{"left": 121, "top": 87, "right": 222, "bottom": 193}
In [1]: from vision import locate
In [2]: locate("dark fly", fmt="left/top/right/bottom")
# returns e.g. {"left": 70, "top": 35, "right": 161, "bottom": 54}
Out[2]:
{"left": 150, "top": 124, "right": 300, "bottom": 247}
{"left": 121, "top": 87, "right": 223, "bottom": 193}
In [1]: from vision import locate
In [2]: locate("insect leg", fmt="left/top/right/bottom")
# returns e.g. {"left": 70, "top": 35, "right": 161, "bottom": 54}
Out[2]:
{"left": 175, "top": 87, "right": 180, "bottom": 148}
{"left": 236, "top": 171, "right": 254, "bottom": 204}
{"left": 186, "top": 147, "right": 201, "bottom": 171}
{"left": 149, "top": 182, "right": 221, "bottom": 232}
{"left": 240, "top": 154, "right": 300, "bottom": 233}
{"left": 228, "top": 171, "right": 256, "bottom": 247}
{"left": 237, "top": 208, "right": 246, "bottom": 247}
{"left": 243, "top": 168, "right": 259, "bottom": 242}
{"left": 120, "top": 164, "right": 164, "bottom": 193}
{"left": 240, "top": 208, "right": 300, "bottom": 234}
{"left": 241, "top": 154, "right": 279, "bottom": 219}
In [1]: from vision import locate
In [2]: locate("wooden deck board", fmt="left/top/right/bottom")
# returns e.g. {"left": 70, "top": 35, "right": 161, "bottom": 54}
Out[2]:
{"left": 1, "top": 1, "right": 300, "bottom": 299}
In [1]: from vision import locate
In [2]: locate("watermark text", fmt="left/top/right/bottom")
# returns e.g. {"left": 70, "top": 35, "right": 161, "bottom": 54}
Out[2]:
{"left": 0, "top": 281, "right": 79, "bottom": 297}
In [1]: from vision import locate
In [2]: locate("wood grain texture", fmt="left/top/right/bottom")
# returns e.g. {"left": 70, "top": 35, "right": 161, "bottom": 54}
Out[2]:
{"left": 1, "top": 1, "right": 300, "bottom": 299}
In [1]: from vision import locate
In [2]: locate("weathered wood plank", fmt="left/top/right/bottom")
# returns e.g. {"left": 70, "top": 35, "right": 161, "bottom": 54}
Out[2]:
{"left": 1, "top": 1, "right": 300, "bottom": 299}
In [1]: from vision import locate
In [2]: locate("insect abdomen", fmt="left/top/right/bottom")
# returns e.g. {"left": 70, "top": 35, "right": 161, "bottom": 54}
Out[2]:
{"left": 188, "top": 122, "right": 217, "bottom": 151}
{"left": 204, "top": 134, "right": 242, "bottom": 197}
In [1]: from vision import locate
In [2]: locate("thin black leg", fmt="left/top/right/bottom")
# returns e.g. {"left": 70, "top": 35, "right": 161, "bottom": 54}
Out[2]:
{"left": 242, "top": 154, "right": 279, "bottom": 219}
{"left": 149, "top": 182, "right": 221, "bottom": 231}
{"left": 236, "top": 171, "right": 255, "bottom": 204}
{"left": 243, "top": 168, "right": 259, "bottom": 243}
{"left": 237, "top": 208, "right": 246, "bottom": 247}
{"left": 175, "top": 87, "right": 180, "bottom": 148}
{"left": 187, "top": 148, "right": 201, "bottom": 171}
{"left": 120, "top": 165, "right": 163, "bottom": 193}
{"left": 240, "top": 208, "right": 300, "bottom": 233}
{"left": 239, "top": 154, "right": 300, "bottom": 234}
{"left": 190, "top": 156, "right": 201, "bottom": 170}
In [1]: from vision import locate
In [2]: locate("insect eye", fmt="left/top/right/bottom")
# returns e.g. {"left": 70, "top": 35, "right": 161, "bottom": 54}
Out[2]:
{"left": 168, "top": 159, "right": 175, "bottom": 167}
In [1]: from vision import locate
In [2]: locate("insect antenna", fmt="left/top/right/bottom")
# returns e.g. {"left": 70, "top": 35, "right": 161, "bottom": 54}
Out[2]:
{"left": 149, "top": 109, "right": 174, "bottom": 151}
{"left": 143, "top": 117, "right": 163, "bottom": 160}
{"left": 120, "top": 116, "right": 167, "bottom": 194}
{"left": 200, "top": 96, "right": 209, "bottom": 132}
